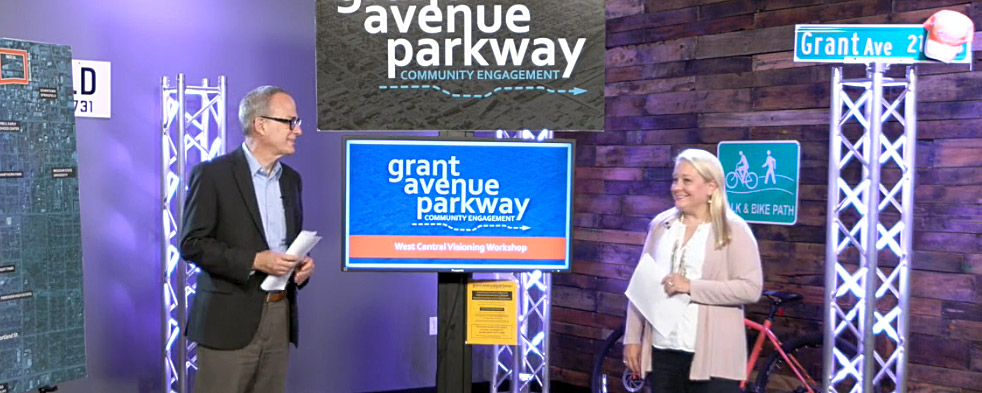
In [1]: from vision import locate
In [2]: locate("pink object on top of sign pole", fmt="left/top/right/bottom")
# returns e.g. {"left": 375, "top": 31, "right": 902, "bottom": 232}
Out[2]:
{"left": 923, "top": 10, "right": 975, "bottom": 63}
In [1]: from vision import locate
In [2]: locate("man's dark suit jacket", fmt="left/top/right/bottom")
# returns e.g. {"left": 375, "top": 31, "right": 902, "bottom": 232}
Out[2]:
{"left": 179, "top": 147, "right": 304, "bottom": 350}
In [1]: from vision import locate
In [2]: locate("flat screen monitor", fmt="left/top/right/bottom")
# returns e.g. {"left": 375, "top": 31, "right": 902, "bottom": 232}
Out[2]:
{"left": 342, "top": 136, "right": 574, "bottom": 272}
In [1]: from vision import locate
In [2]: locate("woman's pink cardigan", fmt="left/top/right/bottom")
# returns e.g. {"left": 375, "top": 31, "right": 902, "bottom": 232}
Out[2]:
{"left": 624, "top": 208, "right": 763, "bottom": 381}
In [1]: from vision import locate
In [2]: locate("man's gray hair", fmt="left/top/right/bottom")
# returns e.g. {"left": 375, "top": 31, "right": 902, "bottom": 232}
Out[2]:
{"left": 238, "top": 85, "right": 289, "bottom": 136}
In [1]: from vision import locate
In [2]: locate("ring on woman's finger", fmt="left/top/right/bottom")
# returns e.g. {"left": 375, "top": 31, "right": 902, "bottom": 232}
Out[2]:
{"left": 668, "top": 281, "right": 675, "bottom": 286}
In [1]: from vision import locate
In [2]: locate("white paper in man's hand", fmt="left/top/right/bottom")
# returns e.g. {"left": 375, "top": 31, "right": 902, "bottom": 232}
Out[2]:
{"left": 261, "top": 230, "right": 322, "bottom": 291}
{"left": 624, "top": 252, "right": 690, "bottom": 337}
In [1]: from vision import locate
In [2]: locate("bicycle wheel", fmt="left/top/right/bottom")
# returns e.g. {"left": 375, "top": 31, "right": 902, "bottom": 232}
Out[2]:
{"left": 754, "top": 334, "right": 824, "bottom": 393}
{"left": 725, "top": 172, "right": 739, "bottom": 189}
{"left": 745, "top": 172, "right": 759, "bottom": 190}
{"left": 591, "top": 326, "right": 645, "bottom": 393}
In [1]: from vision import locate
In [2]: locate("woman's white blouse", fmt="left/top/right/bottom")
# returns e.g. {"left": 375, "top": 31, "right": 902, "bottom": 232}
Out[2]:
{"left": 651, "top": 219, "right": 710, "bottom": 353}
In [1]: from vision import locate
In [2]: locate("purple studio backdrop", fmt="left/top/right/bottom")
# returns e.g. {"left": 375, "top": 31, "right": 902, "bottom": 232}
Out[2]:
{"left": 0, "top": 1, "right": 472, "bottom": 392}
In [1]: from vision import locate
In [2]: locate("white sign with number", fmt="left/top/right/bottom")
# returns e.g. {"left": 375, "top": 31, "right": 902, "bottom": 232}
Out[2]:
{"left": 72, "top": 59, "right": 111, "bottom": 118}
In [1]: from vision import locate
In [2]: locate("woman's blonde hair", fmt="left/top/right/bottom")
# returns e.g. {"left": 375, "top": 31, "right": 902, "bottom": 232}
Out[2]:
{"left": 675, "top": 148, "right": 731, "bottom": 249}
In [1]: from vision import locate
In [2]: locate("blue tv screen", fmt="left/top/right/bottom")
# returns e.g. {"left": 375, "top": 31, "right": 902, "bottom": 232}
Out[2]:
{"left": 342, "top": 136, "right": 574, "bottom": 272}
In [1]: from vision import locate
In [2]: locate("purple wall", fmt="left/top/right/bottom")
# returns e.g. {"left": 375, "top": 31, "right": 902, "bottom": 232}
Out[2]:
{"left": 0, "top": 1, "right": 443, "bottom": 392}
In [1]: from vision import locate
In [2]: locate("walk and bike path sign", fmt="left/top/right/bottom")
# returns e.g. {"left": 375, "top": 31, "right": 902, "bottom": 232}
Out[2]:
{"left": 717, "top": 141, "right": 800, "bottom": 225}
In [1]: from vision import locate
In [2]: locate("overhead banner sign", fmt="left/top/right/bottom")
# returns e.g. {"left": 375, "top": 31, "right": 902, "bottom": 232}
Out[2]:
{"left": 717, "top": 141, "right": 800, "bottom": 225}
{"left": 0, "top": 38, "right": 86, "bottom": 393}
{"left": 316, "top": 0, "right": 605, "bottom": 131}
{"left": 794, "top": 24, "right": 971, "bottom": 64}
{"left": 466, "top": 280, "right": 518, "bottom": 346}
{"left": 72, "top": 60, "right": 111, "bottom": 118}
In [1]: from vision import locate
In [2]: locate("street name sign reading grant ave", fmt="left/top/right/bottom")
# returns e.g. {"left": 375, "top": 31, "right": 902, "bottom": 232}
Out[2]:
{"left": 717, "top": 141, "right": 800, "bottom": 225}
{"left": 794, "top": 24, "right": 971, "bottom": 64}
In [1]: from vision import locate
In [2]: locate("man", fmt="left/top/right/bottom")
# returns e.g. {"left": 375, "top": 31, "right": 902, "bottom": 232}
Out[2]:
{"left": 180, "top": 85, "right": 316, "bottom": 393}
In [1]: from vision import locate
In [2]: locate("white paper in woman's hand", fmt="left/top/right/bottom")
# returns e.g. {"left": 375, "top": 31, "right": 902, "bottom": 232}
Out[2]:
{"left": 625, "top": 253, "right": 689, "bottom": 336}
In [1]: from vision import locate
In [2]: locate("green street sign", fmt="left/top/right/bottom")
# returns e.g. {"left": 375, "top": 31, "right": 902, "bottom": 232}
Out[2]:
{"left": 717, "top": 141, "right": 800, "bottom": 225}
{"left": 794, "top": 24, "right": 971, "bottom": 64}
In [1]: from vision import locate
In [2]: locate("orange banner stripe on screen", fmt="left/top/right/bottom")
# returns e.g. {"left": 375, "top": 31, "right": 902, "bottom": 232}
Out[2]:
{"left": 349, "top": 236, "right": 567, "bottom": 260}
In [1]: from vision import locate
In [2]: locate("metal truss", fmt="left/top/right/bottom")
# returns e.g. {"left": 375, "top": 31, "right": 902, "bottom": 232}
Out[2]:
{"left": 492, "top": 128, "right": 553, "bottom": 393}
{"left": 823, "top": 64, "right": 914, "bottom": 393}
{"left": 161, "top": 74, "right": 227, "bottom": 393}
{"left": 496, "top": 129, "right": 554, "bottom": 142}
{"left": 492, "top": 270, "right": 552, "bottom": 393}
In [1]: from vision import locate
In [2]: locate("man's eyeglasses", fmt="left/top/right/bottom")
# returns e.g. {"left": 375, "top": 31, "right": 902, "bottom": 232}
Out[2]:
{"left": 260, "top": 115, "right": 302, "bottom": 130}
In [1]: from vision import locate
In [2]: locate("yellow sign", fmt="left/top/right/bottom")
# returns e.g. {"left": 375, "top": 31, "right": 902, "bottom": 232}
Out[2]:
{"left": 466, "top": 280, "right": 518, "bottom": 345}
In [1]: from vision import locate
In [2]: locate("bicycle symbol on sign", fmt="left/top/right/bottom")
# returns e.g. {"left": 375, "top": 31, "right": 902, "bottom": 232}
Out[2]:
{"left": 726, "top": 169, "right": 759, "bottom": 190}
{"left": 725, "top": 151, "right": 759, "bottom": 190}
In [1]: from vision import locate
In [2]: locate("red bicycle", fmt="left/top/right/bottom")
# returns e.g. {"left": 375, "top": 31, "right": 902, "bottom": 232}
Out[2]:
{"left": 591, "top": 290, "right": 846, "bottom": 393}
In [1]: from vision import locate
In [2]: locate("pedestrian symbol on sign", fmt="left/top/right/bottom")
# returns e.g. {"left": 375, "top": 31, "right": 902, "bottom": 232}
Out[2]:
{"left": 762, "top": 150, "right": 777, "bottom": 185}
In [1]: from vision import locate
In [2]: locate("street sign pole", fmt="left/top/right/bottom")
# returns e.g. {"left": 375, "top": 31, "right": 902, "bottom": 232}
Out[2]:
{"left": 812, "top": 23, "right": 926, "bottom": 391}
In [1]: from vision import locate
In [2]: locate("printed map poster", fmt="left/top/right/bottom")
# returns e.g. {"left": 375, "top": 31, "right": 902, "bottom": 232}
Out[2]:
{"left": 343, "top": 138, "right": 574, "bottom": 271}
{"left": 0, "top": 38, "right": 86, "bottom": 393}
{"left": 316, "top": 0, "right": 605, "bottom": 131}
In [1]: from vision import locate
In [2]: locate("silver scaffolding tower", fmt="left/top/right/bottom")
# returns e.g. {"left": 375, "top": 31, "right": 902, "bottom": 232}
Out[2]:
{"left": 823, "top": 64, "right": 915, "bottom": 393}
{"left": 492, "top": 128, "right": 553, "bottom": 393}
{"left": 161, "top": 74, "right": 227, "bottom": 393}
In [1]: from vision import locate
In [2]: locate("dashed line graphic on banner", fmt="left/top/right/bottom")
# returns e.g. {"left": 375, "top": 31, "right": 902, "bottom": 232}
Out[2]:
{"left": 412, "top": 222, "right": 530, "bottom": 232}
{"left": 379, "top": 84, "right": 587, "bottom": 98}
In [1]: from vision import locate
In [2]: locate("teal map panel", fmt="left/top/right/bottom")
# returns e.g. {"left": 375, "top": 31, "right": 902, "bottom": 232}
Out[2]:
{"left": 0, "top": 38, "right": 85, "bottom": 393}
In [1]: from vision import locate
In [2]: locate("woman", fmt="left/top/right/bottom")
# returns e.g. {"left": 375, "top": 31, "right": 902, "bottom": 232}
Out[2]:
{"left": 623, "top": 148, "right": 763, "bottom": 393}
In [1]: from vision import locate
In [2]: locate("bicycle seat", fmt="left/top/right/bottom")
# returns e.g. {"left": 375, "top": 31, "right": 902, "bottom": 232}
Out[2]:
{"left": 762, "top": 290, "right": 803, "bottom": 306}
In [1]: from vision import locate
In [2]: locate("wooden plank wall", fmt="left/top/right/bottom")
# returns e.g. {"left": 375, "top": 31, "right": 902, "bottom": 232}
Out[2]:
{"left": 552, "top": 0, "right": 982, "bottom": 391}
